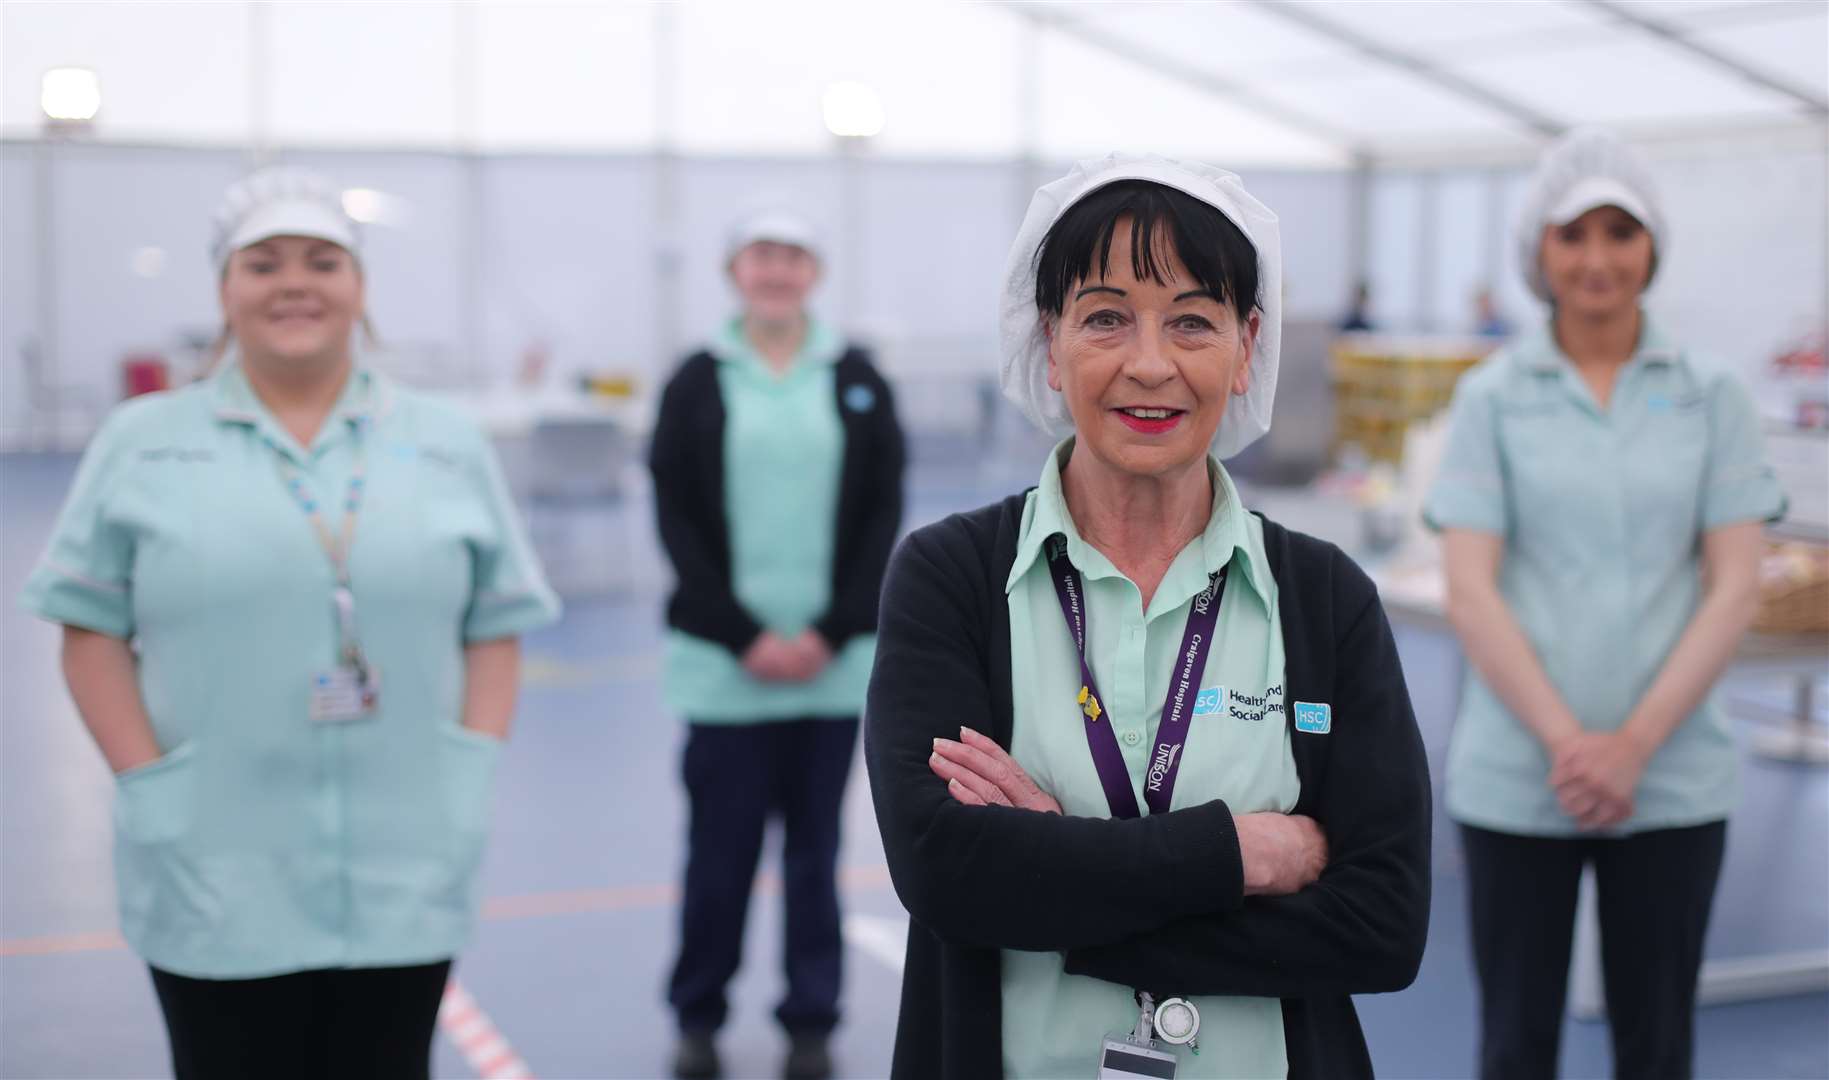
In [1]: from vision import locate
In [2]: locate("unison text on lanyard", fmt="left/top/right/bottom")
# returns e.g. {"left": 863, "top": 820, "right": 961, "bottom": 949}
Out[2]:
{"left": 1045, "top": 536, "right": 1227, "bottom": 819}
{"left": 265, "top": 419, "right": 376, "bottom": 694}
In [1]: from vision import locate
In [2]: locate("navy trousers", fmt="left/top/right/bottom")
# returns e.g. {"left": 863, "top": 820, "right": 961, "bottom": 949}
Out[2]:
{"left": 667, "top": 716, "right": 860, "bottom": 1036}
{"left": 1462, "top": 821, "right": 1727, "bottom": 1080}
{"left": 149, "top": 960, "right": 450, "bottom": 1080}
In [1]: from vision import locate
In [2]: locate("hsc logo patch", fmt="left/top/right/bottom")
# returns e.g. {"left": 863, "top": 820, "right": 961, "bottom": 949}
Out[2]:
{"left": 1294, "top": 701, "right": 1332, "bottom": 735}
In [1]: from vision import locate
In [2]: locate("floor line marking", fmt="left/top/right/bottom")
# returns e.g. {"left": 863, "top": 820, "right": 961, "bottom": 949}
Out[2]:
{"left": 843, "top": 913, "right": 908, "bottom": 974}
{"left": 440, "top": 979, "right": 534, "bottom": 1080}
{"left": 0, "top": 865, "right": 899, "bottom": 957}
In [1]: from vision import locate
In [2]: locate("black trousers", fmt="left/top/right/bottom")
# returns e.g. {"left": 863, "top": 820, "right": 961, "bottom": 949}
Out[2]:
{"left": 148, "top": 960, "right": 451, "bottom": 1080}
{"left": 1461, "top": 821, "right": 1728, "bottom": 1080}
{"left": 668, "top": 716, "right": 859, "bottom": 1036}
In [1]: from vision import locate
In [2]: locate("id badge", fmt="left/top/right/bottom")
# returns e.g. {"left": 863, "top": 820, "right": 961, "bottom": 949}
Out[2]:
{"left": 309, "top": 665, "right": 379, "bottom": 723}
{"left": 1097, "top": 1034, "right": 1178, "bottom": 1080}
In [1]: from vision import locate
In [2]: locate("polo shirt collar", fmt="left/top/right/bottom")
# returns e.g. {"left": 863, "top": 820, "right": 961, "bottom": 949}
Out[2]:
{"left": 708, "top": 316, "right": 845, "bottom": 373}
{"left": 1007, "top": 438, "right": 1272, "bottom": 608}
{"left": 1516, "top": 315, "right": 1681, "bottom": 375}
{"left": 211, "top": 355, "right": 393, "bottom": 461}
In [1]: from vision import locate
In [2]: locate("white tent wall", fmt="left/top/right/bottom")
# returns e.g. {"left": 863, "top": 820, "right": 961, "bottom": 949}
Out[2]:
{"left": 1646, "top": 143, "right": 1829, "bottom": 373}
{"left": 0, "top": 144, "right": 1358, "bottom": 449}
{"left": 2, "top": 137, "right": 1825, "bottom": 450}
{"left": 0, "top": 146, "right": 39, "bottom": 440}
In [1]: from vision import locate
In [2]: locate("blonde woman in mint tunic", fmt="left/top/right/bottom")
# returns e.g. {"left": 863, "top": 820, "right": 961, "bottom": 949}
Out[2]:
{"left": 649, "top": 211, "right": 905, "bottom": 1080}
{"left": 865, "top": 155, "right": 1432, "bottom": 1079}
{"left": 1427, "top": 129, "right": 1785, "bottom": 1080}
{"left": 20, "top": 167, "right": 558, "bottom": 1080}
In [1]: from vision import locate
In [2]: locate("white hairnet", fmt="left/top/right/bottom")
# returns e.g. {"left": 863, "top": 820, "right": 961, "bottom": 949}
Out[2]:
{"left": 999, "top": 153, "right": 1283, "bottom": 460}
{"left": 211, "top": 166, "right": 360, "bottom": 271}
{"left": 1516, "top": 128, "right": 1664, "bottom": 303}
{"left": 726, "top": 209, "right": 822, "bottom": 263}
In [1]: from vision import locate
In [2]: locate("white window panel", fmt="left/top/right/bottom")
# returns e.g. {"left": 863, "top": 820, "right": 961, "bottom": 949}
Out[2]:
{"left": 1690, "top": 16, "right": 1829, "bottom": 105}
{"left": 1367, "top": 172, "right": 1424, "bottom": 332}
{"left": 1036, "top": 27, "right": 1349, "bottom": 166}
{"left": 1492, "top": 168, "right": 1546, "bottom": 330}
{"left": 478, "top": 158, "right": 657, "bottom": 377}
{"left": 474, "top": 3, "right": 656, "bottom": 150}
{"left": 1607, "top": 0, "right": 1807, "bottom": 27}
{"left": 1441, "top": 35, "right": 1801, "bottom": 127}
{"left": 1045, "top": 0, "right": 1358, "bottom": 80}
{"left": 1, "top": 1, "right": 249, "bottom": 141}
{"left": 1426, "top": 170, "right": 1495, "bottom": 334}
{"left": 673, "top": 0, "right": 1022, "bottom": 158}
{"left": 1249, "top": 68, "right": 1526, "bottom": 145}
{"left": 1286, "top": 0, "right": 1610, "bottom": 56}
{"left": 266, "top": 2, "right": 460, "bottom": 147}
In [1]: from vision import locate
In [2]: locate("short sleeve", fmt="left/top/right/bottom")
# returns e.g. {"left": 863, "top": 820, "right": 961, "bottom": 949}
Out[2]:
{"left": 1700, "top": 374, "right": 1787, "bottom": 530}
{"left": 461, "top": 430, "right": 561, "bottom": 643}
{"left": 19, "top": 411, "right": 137, "bottom": 638}
{"left": 1423, "top": 370, "right": 1508, "bottom": 535}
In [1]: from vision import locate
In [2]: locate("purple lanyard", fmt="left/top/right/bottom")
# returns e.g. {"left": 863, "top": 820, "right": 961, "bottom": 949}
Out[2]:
{"left": 1045, "top": 537, "right": 1226, "bottom": 819}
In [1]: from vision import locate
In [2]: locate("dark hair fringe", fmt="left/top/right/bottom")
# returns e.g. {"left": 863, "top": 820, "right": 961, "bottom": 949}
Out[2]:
{"left": 1033, "top": 180, "right": 1259, "bottom": 323}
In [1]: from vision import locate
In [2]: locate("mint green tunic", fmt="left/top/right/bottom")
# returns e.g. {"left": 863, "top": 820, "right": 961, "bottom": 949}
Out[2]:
{"left": 662, "top": 319, "right": 875, "bottom": 722}
{"left": 1424, "top": 321, "right": 1786, "bottom": 835}
{"left": 1000, "top": 440, "right": 1300, "bottom": 1078}
{"left": 21, "top": 362, "right": 559, "bottom": 978}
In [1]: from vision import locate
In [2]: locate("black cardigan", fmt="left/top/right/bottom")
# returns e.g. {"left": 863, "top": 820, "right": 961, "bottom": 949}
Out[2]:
{"left": 864, "top": 494, "right": 1432, "bottom": 1079}
{"left": 648, "top": 346, "right": 905, "bottom": 656}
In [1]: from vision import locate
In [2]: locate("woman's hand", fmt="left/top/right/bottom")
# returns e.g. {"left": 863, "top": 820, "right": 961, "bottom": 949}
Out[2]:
{"left": 1235, "top": 813, "right": 1329, "bottom": 896}
{"left": 742, "top": 632, "right": 810, "bottom": 682}
{"left": 787, "top": 629, "right": 833, "bottom": 680}
{"left": 930, "top": 726, "right": 1062, "bottom": 814}
{"left": 1550, "top": 731, "right": 1648, "bottom": 830}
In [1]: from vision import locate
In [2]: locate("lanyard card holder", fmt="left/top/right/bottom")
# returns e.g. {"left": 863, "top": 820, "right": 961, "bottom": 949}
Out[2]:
{"left": 1097, "top": 991, "right": 1191, "bottom": 1079}
{"left": 309, "top": 585, "right": 379, "bottom": 723}
{"left": 1097, "top": 1034, "right": 1178, "bottom": 1080}
{"left": 309, "top": 663, "right": 379, "bottom": 723}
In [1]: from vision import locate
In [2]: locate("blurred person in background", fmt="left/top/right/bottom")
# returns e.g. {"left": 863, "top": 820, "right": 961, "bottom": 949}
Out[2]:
{"left": 1473, "top": 286, "right": 1513, "bottom": 338}
{"left": 1339, "top": 279, "right": 1376, "bottom": 332}
{"left": 19, "top": 166, "right": 560, "bottom": 1080}
{"left": 1425, "top": 128, "right": 1786, "bottom": 1080}
{"left": 865, "top": 155, "right": 1431, "bottom": 1078}
{"left": 648, "top": 211, "right": 905, "bottom": 1080}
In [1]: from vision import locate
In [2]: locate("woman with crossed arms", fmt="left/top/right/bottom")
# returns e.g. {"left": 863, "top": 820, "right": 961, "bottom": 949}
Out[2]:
{"left": 865, "top": 154, "right": 1432, "bottom": 1079}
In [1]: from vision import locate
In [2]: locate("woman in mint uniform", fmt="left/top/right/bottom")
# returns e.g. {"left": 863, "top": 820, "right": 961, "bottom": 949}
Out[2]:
{"left": 650, "top": 211, "right": 904, "bottom": 1080}
{"left": 865, "top": 154, "right": 1431, "bottom": 1079}
{"left": 1426, "top": 129, "right": 1785, "bottom": 1080}
{"left": 21, "top": 167, "right": 559, "bottom": 1080}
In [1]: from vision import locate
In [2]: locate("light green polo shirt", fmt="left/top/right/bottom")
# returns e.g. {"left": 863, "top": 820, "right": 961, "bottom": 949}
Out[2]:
{"left": 663, "top": 318, "right": 875, "bottom": 723}
{"left": 21, "top": 360, "right": 560, "bottom": 979}
{"left": 1001, "top": 440, "right": 1299, "bottom": 1079}
{"left": 1424, "top": 320, "right": 1786, "bottom": 836}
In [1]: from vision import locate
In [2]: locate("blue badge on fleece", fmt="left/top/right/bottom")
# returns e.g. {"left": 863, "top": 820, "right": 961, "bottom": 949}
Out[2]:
{"left": 1294, "top": 702, "right": 1332, "bottom": 734}
{"left": 843, "top": 384, "right": 876, "bottom": 413}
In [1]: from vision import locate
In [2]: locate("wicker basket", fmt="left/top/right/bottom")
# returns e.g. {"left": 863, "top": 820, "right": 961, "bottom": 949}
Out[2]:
{"left": 1753, "top": 544, "right": 1829, "bottom": 634}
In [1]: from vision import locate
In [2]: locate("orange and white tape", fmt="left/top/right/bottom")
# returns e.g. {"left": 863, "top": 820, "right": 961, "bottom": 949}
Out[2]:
{"left": 439, "top": 979, "right": 534, "bottom": 1080}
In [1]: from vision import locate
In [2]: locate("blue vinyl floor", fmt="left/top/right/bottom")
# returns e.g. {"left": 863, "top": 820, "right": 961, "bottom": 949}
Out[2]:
{"left": 2, "top": 448, "right": 1825, "bottom": 1080}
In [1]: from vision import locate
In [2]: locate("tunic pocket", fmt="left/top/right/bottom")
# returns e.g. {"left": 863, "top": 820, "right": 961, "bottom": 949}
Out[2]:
{"left": 438, "top": 725, "right": 503, "bottom": 844}
{"left": 113, "top": 742, "right": 199, "bottom": 845}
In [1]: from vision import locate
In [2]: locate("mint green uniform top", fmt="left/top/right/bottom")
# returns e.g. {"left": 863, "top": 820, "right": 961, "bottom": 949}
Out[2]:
{"left": 1424, "top": 321, "right": 1786, "bottom": 836}
{"left": 663, "top": 318, "right": 875, "bottom": 722}
{"left": 1001, "top": 440, "right": 1300, "bottom": 1079}
{"left": 21, "top": 362, "right": 560, "bottom": 978}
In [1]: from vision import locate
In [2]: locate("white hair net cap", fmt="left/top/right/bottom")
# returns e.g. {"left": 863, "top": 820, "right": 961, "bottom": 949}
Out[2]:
{"left": 726, "top": 209, "right": 822, "bottom": 263}
{"left": 1516, "top": 128, "right": 1664, "bottom": 303}
{"left": 999, "top": 153, "right": 1282, "bottom": 460}
{"left": 211, "top": 166, "right": 360, "bottom": 271}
